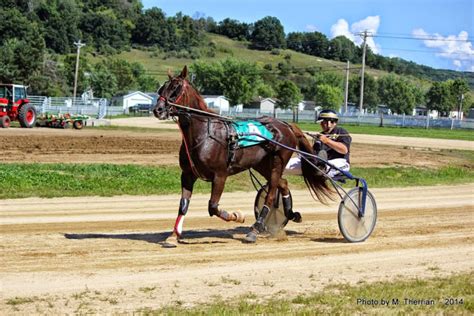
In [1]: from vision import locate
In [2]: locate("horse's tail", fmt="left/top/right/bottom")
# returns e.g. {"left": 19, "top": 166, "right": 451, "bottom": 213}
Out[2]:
{"left": 290, "top": 124, "right": 334, "bottom": 204}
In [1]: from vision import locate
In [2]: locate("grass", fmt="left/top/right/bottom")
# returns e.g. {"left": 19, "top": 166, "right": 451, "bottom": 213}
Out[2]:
{"left": 6, "top": 273, "right": 472, "bottom": 314}
{"left": 297, "top": 122, "right": 474, "bottom": 141}
{"left": 137, "top": 272, "right": 473, "bottom": 315}
{"left": 0, "top": 163, "right": 473, "bottom": 199}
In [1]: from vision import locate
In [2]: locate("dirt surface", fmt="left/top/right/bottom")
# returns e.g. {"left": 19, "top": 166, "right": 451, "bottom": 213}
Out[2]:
{"left": 1, "top": 123, "right": 473, "bottom": 314}
{"left": 1, "top": 184, "right": 473, "bottom": 314}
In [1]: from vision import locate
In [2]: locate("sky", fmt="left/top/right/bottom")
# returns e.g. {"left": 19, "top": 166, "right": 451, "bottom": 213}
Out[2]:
{"left": 142, "top": 0, "right": 473, "bottom": 72}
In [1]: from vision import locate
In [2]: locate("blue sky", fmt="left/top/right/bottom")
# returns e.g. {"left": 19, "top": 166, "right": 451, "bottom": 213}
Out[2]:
{"left": 142, "top": 0, "right": 473, "bottom": 72}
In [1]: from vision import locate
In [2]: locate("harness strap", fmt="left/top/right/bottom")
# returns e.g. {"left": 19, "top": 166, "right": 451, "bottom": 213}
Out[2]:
{"left": 174, "top": 116, "right": 205, "bottom": 180}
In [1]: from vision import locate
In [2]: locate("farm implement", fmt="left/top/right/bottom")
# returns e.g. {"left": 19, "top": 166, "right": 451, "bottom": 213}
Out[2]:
{"left": 36, "top": 113, "right": 89, "bottom": 129}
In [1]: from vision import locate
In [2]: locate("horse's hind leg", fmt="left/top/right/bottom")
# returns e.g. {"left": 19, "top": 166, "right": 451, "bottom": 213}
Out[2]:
{"left": 164, "top": 172, "right": 196, "bottom": 247}
{"left": 209, "top": 175, "right": 245, "bottom": 223}
{"left": 278, "top": 178, "right": 302, "bottom": 223}
{"left": 244, "top": 158, "right": 282, "bottom": 243}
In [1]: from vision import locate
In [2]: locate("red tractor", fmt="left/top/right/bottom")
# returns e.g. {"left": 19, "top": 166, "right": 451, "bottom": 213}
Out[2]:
{"left": 0, "top": 84, "right": 37, "bottom": 128}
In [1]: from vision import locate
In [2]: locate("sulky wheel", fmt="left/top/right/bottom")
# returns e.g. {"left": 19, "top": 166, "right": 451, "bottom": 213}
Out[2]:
{"left": 254, "top": 184, "right": 292, "bottom": 236}
{"left": 18, "top": 103, "right": 36, "bottom": 128}
{"left": 338, "top": 187, "right": 377, "bottom": 242}
{"left": 0, "top": 115, "right": 11, "bottom": 128}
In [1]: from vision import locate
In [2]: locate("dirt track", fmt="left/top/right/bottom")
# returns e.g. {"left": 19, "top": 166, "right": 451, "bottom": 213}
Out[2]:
{"left": 1, "top": 124, "right": 473, "bottom": 314}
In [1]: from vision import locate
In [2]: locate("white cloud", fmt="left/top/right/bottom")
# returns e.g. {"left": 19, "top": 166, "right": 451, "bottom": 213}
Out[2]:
{"left": 412, "top": 28, "right": 474, "bottom": 71}
{"left": 330, "top": 16, "right": 381, "bottom": 54}
{"left": 305, "top": 24, "right": 319, "bottom": 32}
{"left": 330, "top": 19, "right": 355, "bottom": 41}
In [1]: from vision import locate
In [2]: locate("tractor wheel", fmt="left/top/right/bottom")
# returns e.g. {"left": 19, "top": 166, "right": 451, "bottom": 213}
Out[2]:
{"left": 18, "top": 103, "right": 37, "bottom": 128}
{"left": 0, "top": 116, "right": 11, "bottom": 128}
{"left": 73, "top": 120, "right": 84, "bottom": 130}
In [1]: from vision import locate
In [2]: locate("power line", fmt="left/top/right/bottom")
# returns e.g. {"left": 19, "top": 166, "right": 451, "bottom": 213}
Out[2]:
{"left": 372, "top": 34, "right": 473, "bottom": 42}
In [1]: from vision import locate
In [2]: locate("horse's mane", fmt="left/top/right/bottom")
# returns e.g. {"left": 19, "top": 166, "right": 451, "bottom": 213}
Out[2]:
{"left": 180, "top": 80, "right": 214, "bottom": 113}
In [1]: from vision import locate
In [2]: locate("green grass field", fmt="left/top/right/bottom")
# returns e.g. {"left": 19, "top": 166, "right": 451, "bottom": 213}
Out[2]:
{"left": 136, "top": 272, "right": 472, "bottom": 315}
{"left": 297, "top": 122, "right": 474, "bottom": 141}
{"left": 1, "top": 163, "right": 472, "bottom": 199}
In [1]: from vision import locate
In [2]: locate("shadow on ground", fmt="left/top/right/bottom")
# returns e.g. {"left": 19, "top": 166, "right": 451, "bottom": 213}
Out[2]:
{"left": 65, "top": 226, "right": 303, "bottom": 247}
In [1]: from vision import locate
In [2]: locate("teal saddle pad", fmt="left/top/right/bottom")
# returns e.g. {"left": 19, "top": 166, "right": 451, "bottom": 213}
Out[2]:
{"left": 231, "top": 120, "right": 273, "bottom": 147}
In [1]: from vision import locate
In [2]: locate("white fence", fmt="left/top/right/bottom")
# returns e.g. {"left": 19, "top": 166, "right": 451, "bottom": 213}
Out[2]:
{"left": 28, "top": 97, "right": 474, "bottom": 130}
{"left": 29, "top": 96, "right": 108, "bottom": 119}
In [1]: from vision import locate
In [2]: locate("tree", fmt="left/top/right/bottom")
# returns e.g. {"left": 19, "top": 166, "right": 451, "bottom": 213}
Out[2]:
{"left": 348, "top": 74, "right": 379, "bottom": 111}
{"left": 287, "top": 31, "right": 329, "bottom": 57}
{"left": 132, "top": 7, "right": 177, "bottom": 50}
{"left": 250, "top": 16, "right": 286, "bottom": 50}
{"left": 62, "top": 54, "right": 90, "bottom": 95}
{"left": 0, "top": 8, "right": 46, "bottom": 84}
{"left": 192, "top": 59, "right": 262, "bottom": 105}
{"left": 378, "top": 75, "right": 418, "bottom": 115}
{"left": 275, "top": 80, "right": 302, "bottom": 110}
{"left": 426, "top": 81, "right": 453, "bottom": 115}
{"left": 80, "top": 10, "right": 130, "bottom": 54}
{"left": 34, "top": 0, "right": 80, "bottom": 54}
{"left": 315, "top": 84, "right": 343, "bottom": 111}
{"left": 215, "top": 18, "right": 251, "bottom": 40}
{"left": 451, "top": 78, "right": 471, "bottom": 113}
{"left": 327, "top": 36, "right": 357, "bottom": 62}
{"left": 89, "top": 63, "right": 118, "bottom": 98}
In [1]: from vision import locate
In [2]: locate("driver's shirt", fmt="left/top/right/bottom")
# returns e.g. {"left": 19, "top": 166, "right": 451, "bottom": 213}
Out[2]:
{"left": 320, "top": 126, "right": 351, "bottom": 164}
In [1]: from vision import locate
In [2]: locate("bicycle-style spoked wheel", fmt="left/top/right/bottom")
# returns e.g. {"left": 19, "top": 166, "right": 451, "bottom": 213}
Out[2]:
{"left": 338, "top": 187, "right": 377, "bottom": 242}
{"left": 254, "top": 185, "right": 291, "bottom": 236}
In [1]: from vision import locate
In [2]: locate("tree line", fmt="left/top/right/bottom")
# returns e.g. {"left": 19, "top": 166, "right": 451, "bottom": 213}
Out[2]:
{"left": 0, "top": 0, "right": 471, "bottom": 115}
{"left": 191, "top": 59, "right": 471, "bottom": 116}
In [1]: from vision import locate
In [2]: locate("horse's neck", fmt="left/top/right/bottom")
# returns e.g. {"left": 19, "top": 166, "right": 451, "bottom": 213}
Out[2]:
{"left": 181, "top": 83, "right": 210, "bottom": 112}
{"left": 177, "top": 113, "right": 208, "bottom": 146}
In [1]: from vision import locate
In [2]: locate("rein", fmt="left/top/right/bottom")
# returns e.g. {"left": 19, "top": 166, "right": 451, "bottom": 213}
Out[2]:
{"left": 167, "top": 100, "right": 234, "bottom": 121}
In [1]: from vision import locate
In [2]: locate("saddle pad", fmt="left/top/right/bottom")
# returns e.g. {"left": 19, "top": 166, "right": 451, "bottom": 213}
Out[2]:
{"left": 232, "top": 120, "right": 274, "bottom": 147}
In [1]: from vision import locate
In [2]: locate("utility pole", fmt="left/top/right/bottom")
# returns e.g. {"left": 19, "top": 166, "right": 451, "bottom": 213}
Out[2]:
{"left": 359, "top": 30, "right": 368, "bottom": 114}
{"left": 344, "top": 60, "right": 350, "bottom": 113}
{"left": 73, "top": 40, "right": 86, "bottom": 107}
{"left": 458, "top": 93, "right": 464, "bottom": 120}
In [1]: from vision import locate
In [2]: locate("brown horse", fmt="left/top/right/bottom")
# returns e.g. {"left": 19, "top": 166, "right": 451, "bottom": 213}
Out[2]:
{"left": 153, "top": 66, "right": 332, "bottom": 245}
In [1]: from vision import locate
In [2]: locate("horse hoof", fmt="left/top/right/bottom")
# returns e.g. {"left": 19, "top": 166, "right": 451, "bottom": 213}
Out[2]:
{"left": 292, "top": 212, "right": 302, "bottom": 223}
{"left": 233, "top": 211, "right": 245, "bottom": 223}
{"left": 243, "top": 230, "right": 258, "bottom": 243}
{"left": 162, "top": 241, "right": 177, "bottom": 248}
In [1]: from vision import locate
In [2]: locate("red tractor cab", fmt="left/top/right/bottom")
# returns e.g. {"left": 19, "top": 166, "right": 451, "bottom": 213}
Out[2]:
{"left": 0, "top": 84, "right": 37, "bottom": 128}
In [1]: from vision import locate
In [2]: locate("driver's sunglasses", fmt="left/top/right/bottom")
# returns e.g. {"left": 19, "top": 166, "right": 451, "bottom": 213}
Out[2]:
{"left": 322, "top": 119, "right": 337, "bottom": 123}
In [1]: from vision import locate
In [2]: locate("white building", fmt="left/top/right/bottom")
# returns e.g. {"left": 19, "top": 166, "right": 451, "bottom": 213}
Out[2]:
{"left": 202, "top": 95, "right": 230, "bottom": 113}
{"left": 116, "top": 91, "right": 154, "bottom": 112}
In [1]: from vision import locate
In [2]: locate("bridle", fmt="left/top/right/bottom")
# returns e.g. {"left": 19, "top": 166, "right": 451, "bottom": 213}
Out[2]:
{"left": 154, "top": 79, "right": 187, "bottom": 119}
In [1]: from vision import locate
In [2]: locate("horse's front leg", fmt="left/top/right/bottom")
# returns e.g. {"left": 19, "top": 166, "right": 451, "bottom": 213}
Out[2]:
{"left": 209, "top": 175, "right": 245, "bottom": 223}
{"left": 164, "top": 172, "right": 196, "bottom": 247}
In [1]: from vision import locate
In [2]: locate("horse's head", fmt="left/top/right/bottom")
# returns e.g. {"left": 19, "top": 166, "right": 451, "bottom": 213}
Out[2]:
{"left": 153, "top": 66, "right": 189, "bottom": 120}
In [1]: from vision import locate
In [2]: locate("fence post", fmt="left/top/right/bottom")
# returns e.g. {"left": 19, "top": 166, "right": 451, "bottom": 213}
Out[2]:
{"left": 426, "top": 114, "right": 429, "bottom": 129}
{"left": 402, "top": 114, "right": 405, "bottom": 127}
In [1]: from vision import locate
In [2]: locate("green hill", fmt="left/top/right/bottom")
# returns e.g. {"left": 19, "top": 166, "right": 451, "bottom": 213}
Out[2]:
{"left": 114, "top": 33, "right": 430, "bottom": 89}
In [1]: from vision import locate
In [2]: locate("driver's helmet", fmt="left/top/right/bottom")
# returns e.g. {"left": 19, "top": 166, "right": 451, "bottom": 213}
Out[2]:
{"left": 317, "top": 109, "right": 339, "bottom": 122}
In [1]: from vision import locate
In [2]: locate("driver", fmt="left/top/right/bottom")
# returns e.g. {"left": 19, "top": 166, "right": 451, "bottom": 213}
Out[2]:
{"left": 285, "top": 109, "right": 351, "bottom": 178}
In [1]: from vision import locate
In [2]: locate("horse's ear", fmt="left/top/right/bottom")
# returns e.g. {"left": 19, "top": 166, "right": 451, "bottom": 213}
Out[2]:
{"left": 167, "top": 69, "right": 172, "bottom": 80}
{"left": 180, "top": 66, "right": 188, "bottom": 79}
